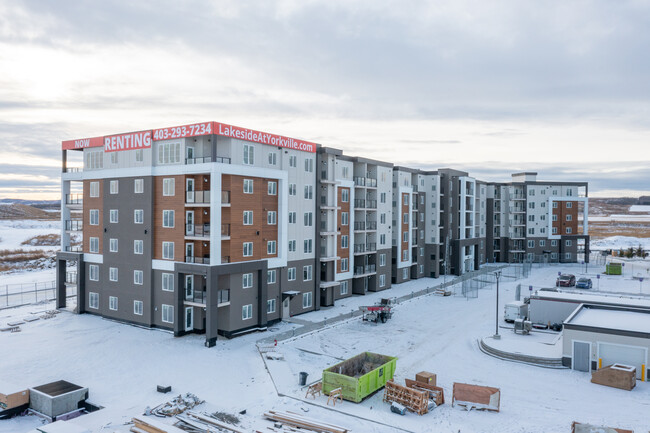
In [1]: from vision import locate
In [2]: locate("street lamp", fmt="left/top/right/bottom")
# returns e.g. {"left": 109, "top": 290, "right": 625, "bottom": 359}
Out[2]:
{"left": 494, "top": 271, "right": 502, "bottom": 340}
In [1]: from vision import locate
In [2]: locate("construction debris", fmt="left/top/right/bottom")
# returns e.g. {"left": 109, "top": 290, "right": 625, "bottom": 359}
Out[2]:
{"left": 264, "top": 410, "right": 350, "bottom": 433}
{"left": 405, "top": 378, "right": 444, "bottom": 407}
{"left": 452, "top": 383, "right": 500, "bottom": 412}
{"left": 571, "top": 421, "right": 634, "bottom": 433}
{"left": 132, "top": 416, "right": 187, "bottom": 433}
{"left": 383, "top": 380, "right": 429, "bottom": 415}
{"left": 591, "top": 364, "right": 636, "bottom": 391}
{"left": 175, "top": 411, "right": 245, "bottom": 433}
{"left": 434, "top": 288, "right": 452, "bottom": 296}
{"left": 390, "top": 402, "right": 406, "bottom": 415}
{"left": 151, "top": 393, "right": 204, "bottom": 417}
{"left": 305, "top": 382, "right": 322, "bottom": 399}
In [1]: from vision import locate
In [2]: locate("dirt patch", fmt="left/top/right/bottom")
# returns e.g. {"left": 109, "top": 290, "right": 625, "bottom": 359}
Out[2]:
{"left": 0, "top": 248, "right": 55, "bottom": 272}
{"left": 0, "top": 203, "right": 58, "bottom": 220}
{"left": 21, "top": 234, "right": 61, "bottom": 246}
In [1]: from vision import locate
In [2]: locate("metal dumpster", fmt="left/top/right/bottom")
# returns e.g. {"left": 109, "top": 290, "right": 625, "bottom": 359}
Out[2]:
{"left": 322, "top": 352, "right": 397, "bottom": 403}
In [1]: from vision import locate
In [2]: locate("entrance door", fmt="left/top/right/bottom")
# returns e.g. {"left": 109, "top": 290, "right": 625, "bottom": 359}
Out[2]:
{"left": 186, "top": 178, "right": 195, "bottom": 203}
{"left": 186, "top": 243, "right": 194, "bottom": 263}
{"left": 185, "top": 307, "right": 193, "bottom": 332}
{"left": 185, "top": 275, "right": 194, "bottom": 300}
{"left": 186, "top": 211, "right": 194, "bottom": 235}
{"left": 282, "top": 298, "right": 291, "bottom": 319}
{"left": 186, "top": 146, "right": 195, "bottom": 163}
{"left": 573, "top": 341, "right": 591, "bottom": 372}
{"left": 599, "top": 342, "right": 647, "bottom": 380}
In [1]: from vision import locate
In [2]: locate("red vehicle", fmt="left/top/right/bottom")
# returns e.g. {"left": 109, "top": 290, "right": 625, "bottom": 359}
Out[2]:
{"left": 556, "top": 274, "right": 576, "bottom": 287}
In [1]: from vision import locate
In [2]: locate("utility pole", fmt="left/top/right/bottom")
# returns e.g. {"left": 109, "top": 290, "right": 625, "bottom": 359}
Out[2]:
{"left": 494, "top": 270, "right": 502, "bottom": 340}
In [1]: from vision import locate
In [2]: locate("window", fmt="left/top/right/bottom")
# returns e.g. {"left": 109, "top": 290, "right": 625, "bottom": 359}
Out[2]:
{"left": 528, "top": 202, "right": 535, "bottom": 209}
{"left": 162, "top": 210, "right": 174, "bottom": 228}
{"left": 90, "top": 181, "right": 99, "bottom": 197}
{"left": 163, "top": 178, "right": 175, "bottom": 196}
{"left": 267, "top": 269, "right": 277, "bottom": 284}
{"left": 529, "top": 189, "right": 535, "bottom": 196}
{"left": 566, "top": 214, "right": 572, "bottom": 221}
{"left": 420, "top": 213, "right": 424, "bottom": 222}
{"left": 304, "top": 239, "right": 313, "bottom": 253}
{"left": 289, "top": 183, "right": 296, "bottom": 195}
{"left": 89, "top": 265, "right": 99, "bottom": 281}
{"left": 243, "top": 273, "right": 253, "bottom": 289}
{"left": 110, "top": 209, "right": 119, "bottom": 223}
{"left": 540, "top": 214, "right": 546, "bottom": 221}
{"left": 380, "top": 213, "right": 386, "bottom": 224}
{"left": 268, "top": 152, "right": 277, "bottom": 165}
{"left": 341, "top": 212, "right": 349, "bottom": 225}
{"left": 528, "top": 215, "right": 535, "bottom": 222}
{"left": 403, "top": 231, "right": 408, "bottom": 242}
{"left": 134, "top": 209, "right": 144, "bottom": 224}
{"left": 419, "top": 229, "right": 424, "bottom": 239}
{"left": 540, "top": 227, "right": 546, "bottom": 234}
{"left": 340, "top": 281, "right": 349, "bottom": 296}
{"left": 304, "top": 185, "right": 313, "bottom": 199}
{"left": 85, "top": 151, "right": 103, "bottom": 169}
{"left": 267, "top": 240, "right": 276, "bottom": 255}
{"left": 243, "top": 242, "right": 253, "bottom": 257}
{"left": 304, "top": 158, "right": 313, "bottom": 172}
{"left": 134, "top": 300, "right": 143, "bottom": 315}
{"left": 162, "top": 304, "right": 174, "bottom": 323}
{"left": 420, "top": 247, "right": 424, "bottom": 256}
{"left": 403, "top": 195, "right": 408, "bottom": 205}
{"left": 528, "top": 240, "right": 535, "bottom": 248}
{"left": 289, "top": 155, "right": 297, "bottom": 167}
{"left": 341, "top": 235, "right": 348, "bottom": 249}
{"left": 566, "top": 227, "right": 573, "bottom": 234}
{"left": 380, "top": 234, "right": 386, "bottom": 245}
{"left": 243, "top": 211, "right": 253, "bottom": 225}
{"left": 267, "top": 299, "right": 276, "bottom": 314}
{"left": 288, "top": 240, "right": 296, "bottom": 252}
{"left": 109, "top": 238, "right": 118, "bottom": 252}
{"left": 135, "top": 149, "right": 143, "bottom": 162}
{"left": 402, "top": 268, "right": 409, "bottom": 279}
{"left": 289, "top": 212, "right": 296, "bottom": 224}
{"left": 552, "top": 227, "right": 558, "bottom": 234}
{"left": 342, "top": 166, "right": 349, "bottom": 178}
{"left": 567, "top": 189, "right": 573, "bottom": 197}
{"left": 403, "top": 213, "right": 408, "bottom": 224}
{"left": 341, "top": 258, "right": 349, "bottom": 272}
{"left": 528, "top": 228, "right": 535, "bottom": 235}
{"left": 162, "top": 273, "right": 174, "bottom": 291}
{"left": 304, "top": 212, "right": 313, "bottom": 226}
{"left": 89, "top": 237, "right": 99, "bottom": 253}
{"left": 242, "top": 304, "right": 253, "bottom": 320}
{"left": 110, "top": 180, "right": 119, "bottom": 194}
{"left": 243, "top": 144, "right": 254, "bottom": 165}
{"left": 302, "top": 292, "right": 313, "bottom": 308}
{"left": 89, "top": 292, "right": 99, "bottom": 309}
{"left": 551, "top": 240, "right": 558, "bottom": 247}
{"left": 402, "top": 250, "right": 408, "bottom": 261}
{"left": 419, "top": 265, "right": 424, "bottom": 274}
{"left": 379, "top": 274, "right": 386, "bottom": 287}
{"left": 380, "top": 192, "right": 386, "bottom": 203}
{"left": 162, "top": 241, "right": 174, "bottom": 259}
{"left": 132, "top": 270, "right": 143, "bottom": 285}
{"left": 341, "top": 189, "right": 349, "bottom": 202}
{"left": 379, "top": 254, "right": 386, "bottom": 266}
{"left": 243, "top": 179, "right": 253, "bottom": 194}
{"left": 134, "top": 240, "right": 143, "bottom": 254}
{"left": 565, "top": 252, "right": 572, "bottom": 260}
{"left": 553, "top": 201, "right": 558, "bottom": 208}
{"left": 540, "top": 240, "right": 546, "bottom": 247}
{"left": 109, "top": 267, "right": 118, "bottom": 282}
{"left": 268, "top": 181, "right": 277, "bottom": 195}
{"left": 89, "top": 209, "right": 102, "bottom": 229}
{"left": 552, "top": 215, "right": 558, "bottom": 222}
{"left": 158, "top": 142, "right": 181, "bottom": 164}
{"left": 541, "top": 201, "right": 546, "bottom": 208}
{"left": 267, "top": 211, "right": 277, "bottom": 225}
{"left": 566, "top": 240, "right": 572, "bottom": 247}
{"left": 288, "top": 267, "right": 296, "bottom": 281}
{"left": 303, "top": 265, "right": 313, "bottom": 281}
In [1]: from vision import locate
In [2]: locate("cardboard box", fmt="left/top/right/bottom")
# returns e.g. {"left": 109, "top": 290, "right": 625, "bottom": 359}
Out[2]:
{"left": 0, "top": 389, "right": 29, "bottom": 410}
{"left": 415, "top": 371, "right": 436, "bottom": 386}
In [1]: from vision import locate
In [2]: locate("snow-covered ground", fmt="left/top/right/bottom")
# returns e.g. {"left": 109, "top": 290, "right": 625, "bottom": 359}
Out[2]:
{"left": 2, "top": 263, "right": 650, "bottom": 433}
{"left": 0, "top": 220, "right": 60, "bottom": 251}
{"left": 590, "top": 235, "right": 650, "bottom": 250}
{"left": 629, "top": 205, "right": 650, "bottom": 213}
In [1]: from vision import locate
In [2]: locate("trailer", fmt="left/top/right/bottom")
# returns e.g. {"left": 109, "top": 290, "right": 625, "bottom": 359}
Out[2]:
{"left": 359, "top": 305, "right": 393, "bottom": 323}
{"left": 322, "top": 352, "right": 397, "bottom": 403}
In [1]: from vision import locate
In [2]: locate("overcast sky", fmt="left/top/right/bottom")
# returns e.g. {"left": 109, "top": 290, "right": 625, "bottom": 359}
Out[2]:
{"left": 1, "top": 0, "right": 649, "bottom": 200}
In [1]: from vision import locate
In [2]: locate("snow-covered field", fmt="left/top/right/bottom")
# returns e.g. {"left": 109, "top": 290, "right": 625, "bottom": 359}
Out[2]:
{"left": 0, "top": 220, "right": 60, "bottom": 251}
{"left": 590, "top": 235, "right": 650, "bottom": 251}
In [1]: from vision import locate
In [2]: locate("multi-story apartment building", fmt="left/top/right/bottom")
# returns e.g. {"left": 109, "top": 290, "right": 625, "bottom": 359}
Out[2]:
{"left": 55, "top": 122, "right": 589, "bottom": 345}
{"left": 486, "top": 172, "right": 589, "bottom": 264}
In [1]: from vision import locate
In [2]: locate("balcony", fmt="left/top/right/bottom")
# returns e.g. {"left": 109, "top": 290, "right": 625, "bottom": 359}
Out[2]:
{"left": 65, "top": 193, "right": 83, "bottom": 206}
{"left": 185, "top": 290, "right": 206, "bottom": 304}
{"left": 320, "top": 196, "right": 337, "bottom": 208}
{"left": 221, "top": 191, "right": 230, "bottom": 206}
{"left": 354, "top": 177, "right": 366, "bottom": 187}
{"left": 65, "top": 220, "right": 83, "bottom": 231}
{"left": 64, "top": 245, "right": 82, "bottom": 252}
{"left": 185, "top": 256, "right": 210, "bottom": 265}
{"left": 186, "top": 190, "right": 210, "bottom": 205}
{"left": 366, "top": 178, "right": 377, "bottom": 188}
{"left": 221, "top": 224, "right": 230, "bottom": 239}
{"left": 354, "top": 199, "right": 365, "bottom": 208}
{"left": 355, "top": 220, "right": 378, "bottom": 231}
{"left": 64, "top": 167, "right": 82, "bottom": 173}
{"left": 185, "top": 156, "right": 231, "bottom": 164}
{"left": 185, "top": 223, "right": 211, "bottom": 238}
{"left": 354, "top": 264, "right": 376, "bottom": 276}
{"left": 354, "top": 244, "right": 366, "bottom": 253}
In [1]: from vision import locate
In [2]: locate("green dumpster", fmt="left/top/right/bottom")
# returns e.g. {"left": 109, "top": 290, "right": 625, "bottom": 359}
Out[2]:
{"left": 605, "top": 263, "right": 622, "bottom": 275}
{"left": 322, "top": 352, "right": 397, "bottom": 403}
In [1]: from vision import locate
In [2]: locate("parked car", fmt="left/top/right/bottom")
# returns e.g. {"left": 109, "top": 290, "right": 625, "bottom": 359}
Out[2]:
{"left": 576, "top": 278, "right": 593, "bottom": 289}
{"left": 556, "top": 274, "right": 576, "bottom": 287}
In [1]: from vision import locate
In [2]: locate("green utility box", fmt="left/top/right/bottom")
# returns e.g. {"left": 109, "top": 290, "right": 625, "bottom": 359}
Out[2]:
{"left": 322, "top": 352, "right": 397, "bottom": 403}
{"left": 605, "top": 263, "right": 622, "bottom": 275}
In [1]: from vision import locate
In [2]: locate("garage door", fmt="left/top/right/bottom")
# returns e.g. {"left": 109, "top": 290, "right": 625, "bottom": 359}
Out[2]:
{"left": 598, "top": 342, "right": 647, "bottom": 380}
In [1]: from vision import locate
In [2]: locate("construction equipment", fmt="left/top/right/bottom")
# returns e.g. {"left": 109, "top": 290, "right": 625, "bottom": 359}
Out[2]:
{"left": 359, "top": 305, "right": 392, "bottom": 323}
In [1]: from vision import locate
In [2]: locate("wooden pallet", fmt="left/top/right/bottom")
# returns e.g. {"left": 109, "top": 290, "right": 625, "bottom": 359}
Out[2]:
{"left": 405, "top": 378, "right": 444, "bottom": 407}
{"left": 383, "top": 380, "right": 429, "bottom": 415}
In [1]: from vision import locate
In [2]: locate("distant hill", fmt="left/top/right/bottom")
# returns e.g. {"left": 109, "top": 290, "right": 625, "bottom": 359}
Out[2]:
{"left": 0, "top": 199, "right": 60, "bottom": 211}
{"left": 0, "top": 203, "right": 59, "bottom": 220}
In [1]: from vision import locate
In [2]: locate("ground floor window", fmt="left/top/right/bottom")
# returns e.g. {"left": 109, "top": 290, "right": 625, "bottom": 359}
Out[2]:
{"left": 134, "top": 300, "right": 143, "bottom": 315}
{"left": 267, "top": 299, "right": 276, "bottom": 314}
{"left": 242, "top": 304, "right": 253, "bottom": 320}
{"left": 109, "top": 296, "right": 118, "bottom": 311}
{"left": 162, "top": 304, "right": 174, "bottom": 323}
{"left": 340, "top": 281, "right": 349, "bottom": 296}
{"left": 89, "top": 292, "right": 99, "bottom": 309}
{"left": 302, "top": 292, "right": 313, "bottom": 309}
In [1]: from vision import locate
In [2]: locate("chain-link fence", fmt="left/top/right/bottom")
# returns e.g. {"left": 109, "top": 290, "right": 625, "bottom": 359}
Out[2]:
{"left": 0, "top": 281, "right": 77, "bottom": 309}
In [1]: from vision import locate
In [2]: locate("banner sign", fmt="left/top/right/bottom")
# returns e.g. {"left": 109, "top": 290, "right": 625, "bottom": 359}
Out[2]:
{"left": 214, "top": 122, "right": 317, "bottom": 153}
{"left": 152, "top": 122, "right": 212, "bottom": 141}
{"left": 61, "top": 136, "right": 104, "bottom": 150}
{"left": 104, "top": 131, "right": 152, "bottom": 153}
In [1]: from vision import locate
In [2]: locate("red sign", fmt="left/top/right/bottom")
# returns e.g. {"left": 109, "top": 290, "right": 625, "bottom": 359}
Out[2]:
{"left": 104, "top": 131, "right": 152, "bottom": 153}
{"left": 61, "top": 136, "right": 104, "bottom": 150}
{"left": 214, "top": 122, "right": 317, "bottom": 153}
{"left": 152, "top": 122, "right": 212, "bottom": 141}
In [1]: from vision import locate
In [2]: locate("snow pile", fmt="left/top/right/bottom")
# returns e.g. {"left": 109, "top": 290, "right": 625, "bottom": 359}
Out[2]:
{"left": 590, "top": 236, "right": 650, "bottom": 250}
{"left": 629, "top": 205, "right": 650, "bottom": 213}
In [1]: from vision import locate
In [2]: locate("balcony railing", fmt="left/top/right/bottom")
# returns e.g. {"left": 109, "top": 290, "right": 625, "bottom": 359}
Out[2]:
{"left": 354, "top": 177, "right": 366, "bottom": 187}
{"left": 366, "top": 178, "right": 377, "bottom": 187}
{"left": 366, "top": 242, "right": 376, "bottom": 251}
{"left": 65, "top": 220, "right": 83, "bottom": 231}
{"left": 354, "top": 221, "right": 366, "bottom": 230}
{"left": 354, "top": 244, "right": 366, "bottom": 253}
{"left": 64, "top": 245, "right": 82, "bottom": 252}
{"left": 64, "top": 167, "right": 82, "bottom": 173}
{"left": 65, "top": 272, "right": 77, "bottom": 284}
{"left": 185, "top": 256, "right": 210, "bottom": 264}
{"left": 186, "top": 190, "right": 210, "bottom": 204}
{"left": 65, "top": 194, "right": 83, "bottom": 205}
{"left": 185, "top": 156, "right": 231, "bottom": 164}
{"left": 354, "top": 264, "right": 376, "bottom": 275}
{"left": 221, "top": 224, "right": 230, "bottom": 237}
{"left": 186, "top": 223, "right": 210, "bottom": 237}
{"left": 221, "top": 191, "right": 230, "bottom": 204}
{"left": 186, "top": 290, "right": 206, "bottom": 304}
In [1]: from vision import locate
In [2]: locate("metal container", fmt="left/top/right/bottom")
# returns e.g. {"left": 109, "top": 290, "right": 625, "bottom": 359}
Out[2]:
{"left": 322, "top": 352, "right": 397, "bottom": 403}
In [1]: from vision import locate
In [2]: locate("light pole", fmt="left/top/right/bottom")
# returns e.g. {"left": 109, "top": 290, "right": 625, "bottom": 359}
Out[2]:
{"left": 494, "top": 271, "right": 502, "bottom": 340}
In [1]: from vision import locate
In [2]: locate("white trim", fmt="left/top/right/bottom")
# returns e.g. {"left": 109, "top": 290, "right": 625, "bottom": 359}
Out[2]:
{"left": 84, "top": 253, "right": 103, "bottom": 264}
{"left": 152, "top": 259, "right": 175, "bottom": 271}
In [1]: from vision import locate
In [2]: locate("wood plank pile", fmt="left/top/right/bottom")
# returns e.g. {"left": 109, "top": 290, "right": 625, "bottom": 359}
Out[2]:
{"left": 175, "top": 411, "right": 245, "bottom": 433}
{"left": 131, "top": 416, "right": 187, "bottom": 433}
{"left": 591, "top": 364, "right": 636, "bottom": 391}
{"left": 263, "top": 410, "right": 350, "bottom": 433}
{"left": 405, "top": 379, "right": 445, "bottom": 407}
{"left": 383, "top": 380, "right": 429, "bottom": 415}
{"left": 150, "top": 393, "right": 204, "bottom": 417}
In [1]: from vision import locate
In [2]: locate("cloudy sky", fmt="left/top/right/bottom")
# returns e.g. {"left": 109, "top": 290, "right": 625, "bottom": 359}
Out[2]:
{"left": 1, "top": 0, "right": 649, "bottom": 200}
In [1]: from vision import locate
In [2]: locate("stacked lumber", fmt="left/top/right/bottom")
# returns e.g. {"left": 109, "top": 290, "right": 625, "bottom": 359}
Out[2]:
{"left": 452, "top": 383, "right": 500, "bottom": 412}
{"left": 264, "top": 410, "right": 350, "bottom": 433}
{"left": 591, "top": 364, "right": 636, "bottom": 391}
{"left": 176, "top": 411, "right": 245, "bottom": 433}
{"left": 150, "top": 393, "right": 204, "bottom": 417}
{"left": 571, "top": 421, "right": 634, "bottom": 433}
{"left": 383, "top": 380, "right": 429, "bottom": 415}
{"left": 131, "top": 417, "right": 187, "bottom": 433}
{"left": 405, "top": 378, "right": 444, "bottom": 407}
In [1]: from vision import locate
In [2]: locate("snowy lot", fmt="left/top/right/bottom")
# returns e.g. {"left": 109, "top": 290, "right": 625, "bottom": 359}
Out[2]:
{"left": 2, "top": 263, "right": 650, "bottom": 433}
{"left": 0, "top": 220, "right": 60, "bottom": 251}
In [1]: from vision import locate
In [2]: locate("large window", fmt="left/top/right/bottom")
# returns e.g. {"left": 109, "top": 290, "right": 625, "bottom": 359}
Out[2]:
{"left": 134, "top": 179, "right": 144, "bottom": 193}
{"left": 244, "top": 210, "right": 253, "bottom": 225}
{"left": 304, "top": 185, "right": 313, "bottom": 199}
{"left": 243, "top": 144, "right": 254, "bottom": 165}
{"left": 109, "top": 238, "right": 118, "bottom": 252}
{"left": 134, "top": 270, "right": 143, "bottom": 285}
{"left": 109, "top": 209, "right": 118, "bottom": 223}
{"left": 109, "top": 267, "right": 118, "bottom": 282}
{"left": 304, "top": 239, "right": 312, "bottom": 254}
{"left": 243, "top": 242, "right": 253, "bottom": 257}
{"left": 304, "top": 212, "right": 313, "bottom": 226}
{"left": 89, "top": 237, "right": 99, "bottom": 253}
{"left": 267, "top": 269, "right": 277, "bottom": 284}
{"left": 268, "top": 181, "right": 277, "bottom": 195}
{"left": 242, "top": 304, "right": 253, "bottom": 320}
{"left": 288, "top": 267, "right": 296, "bottom": 281}
{"left": 85, "top": 151, "right": 103, "bottom": 169}
{"left": 158, "top": 142, "right": 181, "bottom": 164}
{"left": 163, "top": 178, "right": 175, "bottom": 196}
{"left": 267, "top": 211, "right": 277, "bottom": 225}
{"left": 162, "top": 304, "right": 174, "bottom": 323}
{"left": 110, "top": 180, "right": 119, "bottom": 194}
{"left": 89, "top": 209, "right": 99, "bottom": 225}
{"left": 134, "top": 300, "right": 143, "bottom": 315}
{"left": 89, "top": 292, "right": 99, "bottom": 309}
{"left": 134, "top": 240, "right": 143, "bottom": 254}
{"left": 90, "top": 181, "right": 99, "bottom": 197}
{"left": 267, "top": 299, "right": 276, "bottom": 314}
{"left": 162, "top": 273, "right": 174, "bottom": 291}
{"left": 109, "top": 296, "right": 118, "bottom": 311}
{"left": 303, "top": 265, "right": 312, "bottom": 281}
{"left": 243, "top": 273, "right": 253, "bottom": 289}
{"left": 162, "top": 242, "right": 174, "bottom": 260}
{"left": 302, "top": 292, "right": 313, "bottom": 308}
{"left": 244, "top": 179, "right": 253, "bottom": 194}
{"left": 134, "top": 209, "right": 144, "bottom": 224}
{"left": 267, "top": 241, "right": 277, "bottom": 255}
{"left": 341, "top": 189, "right": 349, "bottom": 202}
{"left": 89, "top": 265, "right": 99, "bottom": 281}
{"left": 162, "top": 210, "right": 175, "bottom": 228}
{"left": 340, "top": 281, "right": 349, "bottom": 296}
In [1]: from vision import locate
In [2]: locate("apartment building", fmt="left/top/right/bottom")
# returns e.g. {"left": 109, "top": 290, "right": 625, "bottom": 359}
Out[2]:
{"left": 55, "top": 122, "right": 589, "bottom": 345}
{"left": 486, "top": 172, "right": 589, "bottom": 264}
